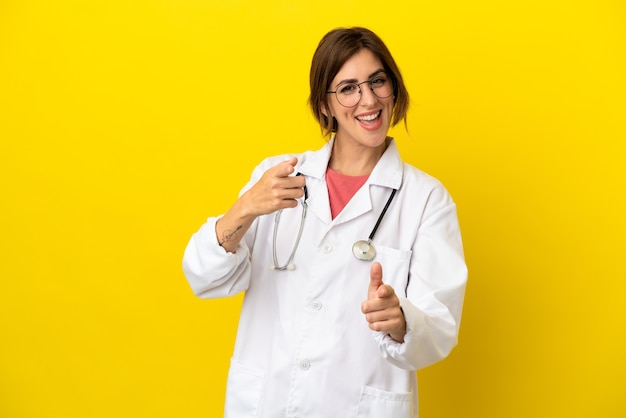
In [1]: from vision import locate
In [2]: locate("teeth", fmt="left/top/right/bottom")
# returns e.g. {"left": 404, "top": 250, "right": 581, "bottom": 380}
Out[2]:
{"left": 357, "top": 111, "right": 380, "bottom": 121}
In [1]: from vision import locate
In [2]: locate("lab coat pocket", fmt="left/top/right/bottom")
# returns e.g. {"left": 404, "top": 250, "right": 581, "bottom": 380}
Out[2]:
{"left": 356, "top": 385, "right": 414, "bottom": 418}
{"left": 374, "top": 246, "right": 412, "bottom": 296}
{"left": 224, "top": 358, "right": 265, "bottom": 418}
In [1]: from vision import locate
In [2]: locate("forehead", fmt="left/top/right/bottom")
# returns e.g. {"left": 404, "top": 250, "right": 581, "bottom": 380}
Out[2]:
{"left": 332, "top": 49, "right": 384, "bottom": 83}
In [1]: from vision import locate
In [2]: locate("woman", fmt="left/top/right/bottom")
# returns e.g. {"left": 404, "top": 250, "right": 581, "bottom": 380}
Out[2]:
{"left": 183, "top": 27, "right": 467, "bottom": 418}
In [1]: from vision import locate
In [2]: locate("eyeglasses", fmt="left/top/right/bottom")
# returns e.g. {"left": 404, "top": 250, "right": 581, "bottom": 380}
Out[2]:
{"left": 327, "top": 73, "right": 394, "bottom": 108}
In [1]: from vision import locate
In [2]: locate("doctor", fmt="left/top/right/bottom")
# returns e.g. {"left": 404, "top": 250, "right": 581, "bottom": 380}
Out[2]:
{"left": 183, "top": 27, "right": 467, "bottom": 418}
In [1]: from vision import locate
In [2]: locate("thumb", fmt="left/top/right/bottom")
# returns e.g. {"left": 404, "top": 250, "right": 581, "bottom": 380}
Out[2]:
{"left": 282, "top": 157, "right": 298, "bottom": 174}
{"left": 273, "top": 157, "right": 299, "bottom": 178}
{"left": 368, "top": 262, "right": 384, "bottom": 300}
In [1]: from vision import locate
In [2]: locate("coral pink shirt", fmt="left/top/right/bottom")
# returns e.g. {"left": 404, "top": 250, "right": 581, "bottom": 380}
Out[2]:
{"left": 326, "top": 167, "right": 369, "bottom": 219}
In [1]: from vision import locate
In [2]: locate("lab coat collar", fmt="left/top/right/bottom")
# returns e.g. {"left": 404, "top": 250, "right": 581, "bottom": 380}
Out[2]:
{"left": 368, "top": 138, "right": 404, "bottom": 191}
{"left": 297, "top": 137, "right": 404, "bottom": 226}
{"left": 297, "top": 140, "right": 332, "bottom": 180}
{"left": 297, "top": 137, "right": 404, "bottom": 191}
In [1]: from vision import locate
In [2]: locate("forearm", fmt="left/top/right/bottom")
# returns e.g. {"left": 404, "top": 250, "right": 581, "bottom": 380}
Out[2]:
{"left": 215, "top": 197, "right": 256, "bottom": 253}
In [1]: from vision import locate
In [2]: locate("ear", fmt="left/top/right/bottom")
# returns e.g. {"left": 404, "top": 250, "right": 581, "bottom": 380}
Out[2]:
{"left": 320, "top": 103, "right": 329, "bottom": 118}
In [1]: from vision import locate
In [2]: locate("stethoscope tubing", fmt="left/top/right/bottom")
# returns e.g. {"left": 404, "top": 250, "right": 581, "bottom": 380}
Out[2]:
{"left": 270, "top": 173, "right": 308, "bottom": 271}
{"left": 271, "top": 200, "right": 307, "bottom": 271}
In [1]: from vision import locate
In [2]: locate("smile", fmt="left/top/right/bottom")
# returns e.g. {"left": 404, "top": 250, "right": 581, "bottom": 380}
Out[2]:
{"left": 356, "top": 111, "right": 381, "bottom": 122}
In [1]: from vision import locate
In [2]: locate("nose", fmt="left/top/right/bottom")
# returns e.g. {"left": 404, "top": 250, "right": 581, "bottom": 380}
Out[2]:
{"left": 359, "top": 82, "right": 378, "bottom": 106}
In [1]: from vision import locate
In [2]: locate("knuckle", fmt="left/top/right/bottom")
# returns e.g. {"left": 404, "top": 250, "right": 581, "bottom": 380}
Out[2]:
{"left": 270, "top": 178, "right": 282, "bottom": 189}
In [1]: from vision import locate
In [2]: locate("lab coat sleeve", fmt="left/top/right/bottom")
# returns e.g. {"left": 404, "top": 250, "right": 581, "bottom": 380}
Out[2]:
{"left": 182, "top": 215, "right": 255, "bottom": 298}
{"left": 375, "top": 187, "right": 468, "bottom": 371}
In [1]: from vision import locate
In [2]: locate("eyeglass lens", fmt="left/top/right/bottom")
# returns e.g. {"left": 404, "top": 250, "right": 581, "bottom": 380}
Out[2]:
{"left": 335, "top": 75, "right": 393, "bottom": 107}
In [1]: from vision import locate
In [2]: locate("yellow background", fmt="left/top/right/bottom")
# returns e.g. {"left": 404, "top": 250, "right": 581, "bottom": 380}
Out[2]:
{"left": 1, "top": 0, "right": 625, "bottom": 417}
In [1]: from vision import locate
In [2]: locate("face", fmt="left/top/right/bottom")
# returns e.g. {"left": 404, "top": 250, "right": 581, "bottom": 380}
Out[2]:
{"left": 325, "top": 49, "right": 394, "bottom": 150}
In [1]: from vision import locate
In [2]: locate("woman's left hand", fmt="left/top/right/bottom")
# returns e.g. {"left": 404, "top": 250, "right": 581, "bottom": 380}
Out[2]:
{"left": 361, "top": 262, "right": 407, "bottom": 343}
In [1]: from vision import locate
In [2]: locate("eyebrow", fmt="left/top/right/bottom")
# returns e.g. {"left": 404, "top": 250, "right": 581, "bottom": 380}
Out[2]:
{"left": 334, "top": 69, "right": 386, "bottom": 87}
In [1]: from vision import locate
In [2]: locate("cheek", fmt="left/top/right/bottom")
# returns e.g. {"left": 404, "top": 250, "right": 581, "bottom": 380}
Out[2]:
{"left": 385, "top": 101, "right": 395, "bottom": 118}
{"left": 327, "top": 99, "right": 350, "bottom": 119}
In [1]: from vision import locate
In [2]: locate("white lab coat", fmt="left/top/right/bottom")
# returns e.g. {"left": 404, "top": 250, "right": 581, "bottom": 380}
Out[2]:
{"left": 182, "top": 139, "right": 467, "bottom": 418}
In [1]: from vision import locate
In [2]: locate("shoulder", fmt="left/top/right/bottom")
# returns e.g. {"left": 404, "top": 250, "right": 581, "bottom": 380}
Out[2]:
{"left": 401, "top": 163, "right": 445, "bottom": 191}
{"left": 400, "top": 162, "right": 456, "bottom": 207}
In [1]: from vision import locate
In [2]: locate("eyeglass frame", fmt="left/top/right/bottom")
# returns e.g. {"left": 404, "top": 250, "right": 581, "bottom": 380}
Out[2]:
{"left": 326, "top": 72, "right": 394, "bottom": 108}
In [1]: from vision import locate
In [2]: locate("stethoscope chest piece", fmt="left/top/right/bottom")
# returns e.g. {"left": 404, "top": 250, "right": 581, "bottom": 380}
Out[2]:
{"left": 350, "top": 188, "right": 397, "bottom": 262}
{"left": 352, "top": 240, "right": 376, "bottom": 261}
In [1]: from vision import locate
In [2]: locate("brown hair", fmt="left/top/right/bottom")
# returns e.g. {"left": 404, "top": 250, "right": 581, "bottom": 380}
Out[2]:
{"left": 308, "top": 27, "right": 409, "bottom": 136}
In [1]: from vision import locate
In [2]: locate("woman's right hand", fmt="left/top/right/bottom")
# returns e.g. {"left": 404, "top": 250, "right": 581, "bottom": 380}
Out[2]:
{"left": 215, "top": 158, "right": 305, "bottom": 252}
{"left": 238, "top": 157, "right": 306, "bottom": 217}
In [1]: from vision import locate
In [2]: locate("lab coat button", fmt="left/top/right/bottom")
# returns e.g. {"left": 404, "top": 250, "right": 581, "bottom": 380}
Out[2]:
{"left": 299, "top": 360, "right": 311, "bottom": 370}
{"left": 312, "top": 300, "right": 322, "bottom": 311}
{"left": 319, "top": 244, "right": 333, "bottom": 254}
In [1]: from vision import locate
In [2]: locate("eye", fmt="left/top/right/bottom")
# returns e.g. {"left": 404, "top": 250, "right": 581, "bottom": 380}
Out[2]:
{"left": 338, "top": 83, "right": 358, "bottom": 95}
{"left": 370, "top": 77, "right": 387, "bottom": 88}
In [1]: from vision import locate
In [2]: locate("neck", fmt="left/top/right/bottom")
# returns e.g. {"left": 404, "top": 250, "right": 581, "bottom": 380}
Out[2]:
{"left": 328, "top": 137, "right": 390, "bottom": 176}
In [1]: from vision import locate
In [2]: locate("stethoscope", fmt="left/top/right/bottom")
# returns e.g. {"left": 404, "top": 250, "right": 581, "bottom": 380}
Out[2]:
{"left": 270, "top": 173, "right": 398, "bottom": 271}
